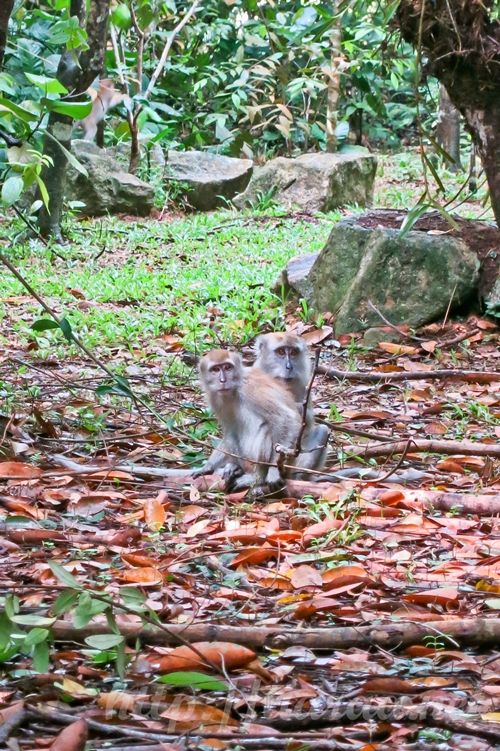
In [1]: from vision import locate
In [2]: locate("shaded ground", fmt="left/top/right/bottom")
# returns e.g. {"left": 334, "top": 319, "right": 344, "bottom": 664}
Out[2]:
{"left": 0, "top": 309, "right": 499, "bottom": 749}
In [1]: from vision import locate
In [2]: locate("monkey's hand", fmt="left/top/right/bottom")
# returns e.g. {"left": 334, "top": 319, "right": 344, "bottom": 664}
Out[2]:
{"left": 191, "top": 463, "right": 214, "bottom": 479}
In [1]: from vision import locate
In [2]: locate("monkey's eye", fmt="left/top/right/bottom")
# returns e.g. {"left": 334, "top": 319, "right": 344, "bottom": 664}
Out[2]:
{"left": 289, "top": 348, "right": 299, "bottom": 356}
{"left": 222, "top": 363, "right": 233, "bottom": 371}
{"left": 276, "top": 347, "right": 286, "bottom": 356}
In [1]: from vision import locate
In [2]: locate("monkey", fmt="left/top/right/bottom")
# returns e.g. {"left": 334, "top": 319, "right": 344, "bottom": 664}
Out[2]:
{"left": 254, "top": 332, "right": 329, "bottom": 477}
{"left": 254, "top": 333, "right": 429, "bottom": 486}
{"left": 192, "top": 349, "right": 302, "bottom": 494}
{"left": 76, "top": 79, "right": 130, "bottom": 142}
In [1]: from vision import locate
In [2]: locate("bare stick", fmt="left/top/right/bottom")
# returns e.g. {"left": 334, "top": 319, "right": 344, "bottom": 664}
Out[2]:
{"left": 342, "top": 437, "right": 500, "bottom": 459}
{"left": 367, "top": 299, "right": 423, "bottom": 341}
{"left": 145, "top": 0, "right": 200, "bottom": 98}
{"left": 318, "top": 364, "right": 500, "bottom": 383}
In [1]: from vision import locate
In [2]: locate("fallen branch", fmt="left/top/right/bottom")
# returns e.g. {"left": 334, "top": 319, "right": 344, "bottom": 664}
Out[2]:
{"left": 51, "top": 453, "right": 193, "bottom": 478}
{"left": 342, "top": 438, "right": 500, "bottom": 459}
{"left": 263, "top": 702, "right": 500, "bottom": 743}
{"left": 318, "top": 364, "right": 500, "bottom": 383}
{"left": 288, "top": 481, "right": 500, "bottom": 515}
{"left": 51, "top": 617, "right": 500, "bottom": 651}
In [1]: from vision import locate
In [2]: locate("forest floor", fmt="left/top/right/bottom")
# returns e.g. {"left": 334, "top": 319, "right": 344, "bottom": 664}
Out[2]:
{"left": 0, "top": 151, "right": 499, "bottom": 750}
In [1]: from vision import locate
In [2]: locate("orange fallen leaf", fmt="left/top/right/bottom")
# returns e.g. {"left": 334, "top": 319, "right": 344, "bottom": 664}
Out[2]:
{"left": 378, "top": 342, "right": 419, "bottom": 356}
{"left": 119, "top": 567, "right": 163, "bottom": 585}
{"left": 50, "top": 718, "right": 88, "bottom": 751}
{"left": 403, "top": 587, "right": 459, "bottom": 607}
{"left": 144, "top": 496, "right": 166, "bottom": 531}
{"left": 0, "top": 461, "right": 42, "bottom": 479}
{"left": 160, "top": 699, "right": 238, "bottom": 731}
{"left": 158, "top": 641, "right": 256, "bottom": 674}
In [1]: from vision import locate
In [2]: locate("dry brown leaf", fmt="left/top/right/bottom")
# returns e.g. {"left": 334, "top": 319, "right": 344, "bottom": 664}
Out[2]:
{"left": 50, "top": 719, "right": 88, "bottom": 751}
{"left": 378, "top": 342, "right": 419, "bottom": 356}
{"left": 0, "top": 461, "right": 42, "bottom": 479}
{"left": 119, "top": 567, "right": 163, "bottom": 585}
{"left": 158, "top": 641, "right": 256, "bottom": 673}
{"left": 144, "top": 496, "right": 167, "bottom": 531}
{"left": 160, "top": 699, "right": 238, "bottom": 731}
{"left": 290, "top": 564, "right": 323, "bottom": 589}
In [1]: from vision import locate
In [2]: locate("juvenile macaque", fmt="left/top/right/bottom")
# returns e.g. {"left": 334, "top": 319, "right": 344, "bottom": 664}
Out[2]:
{"left": 193, "top": 349, "right": 301, "bottom": 493}
{"left": 254, "top": 332, "right": 329, "bottom": 476}
{"left": 77, "top": 79, "right": 130, "bottom": 142}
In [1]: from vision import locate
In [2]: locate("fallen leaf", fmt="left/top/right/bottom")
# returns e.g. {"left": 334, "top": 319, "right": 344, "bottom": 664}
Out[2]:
{"left": 158, "top": 642, "right": 256, "bottom": 673}
{"left": 50, "top": 718, "right": 88, "bottom": 751}
{"left": 0, "top": 461, "right": 42, "bottom": 479}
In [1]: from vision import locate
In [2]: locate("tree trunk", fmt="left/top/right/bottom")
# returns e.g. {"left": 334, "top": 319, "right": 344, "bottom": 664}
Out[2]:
{"left": 396, "top": 0, "right": 500, "bottom": 226}
{"left": 436, "top": 84, "right": 461, "bottom": 171}
{"left": 325, "top": 1, "right": 342, "bottom": 153}
{"left": 37, "top": 0, "right": 111, "bottom": 239}
{"left": 0, "top": 0, "right": 14, "bottom": 70}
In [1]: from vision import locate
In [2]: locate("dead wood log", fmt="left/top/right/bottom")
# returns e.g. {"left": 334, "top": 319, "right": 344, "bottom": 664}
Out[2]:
{"left": 51, "top": 618, "right": 500, "bottom": 651}
{"left": 263, "top": 702, "right": 500, "bottom": 744}
{"left": 341, "top": 438, "right": 500, "bottom": 459}
{"left": 287, "top": 481, "right": 500, "bottom": 515}
{"left": 318, "top": 365, "right": 500, "bottom": 383}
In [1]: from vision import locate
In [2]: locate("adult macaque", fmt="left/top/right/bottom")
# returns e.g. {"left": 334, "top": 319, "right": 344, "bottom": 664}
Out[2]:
{"left": 193, "top": 349, "right": 301, "bottom": 493}
{"left": 77, "top": 79, "right": 130, "bottom": 142}
{"left": 254, "top": 332, "right": 329, "bottom": 476}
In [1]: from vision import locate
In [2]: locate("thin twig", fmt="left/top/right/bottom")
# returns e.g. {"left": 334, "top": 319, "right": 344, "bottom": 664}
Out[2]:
{"left": 367, "top": 299, "right": 423, "bottom": 341}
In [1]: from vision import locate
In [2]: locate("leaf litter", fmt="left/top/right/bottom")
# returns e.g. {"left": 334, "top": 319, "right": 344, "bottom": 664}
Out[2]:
{"left": 0, "top": 299, "right": 499, "bottom": 750}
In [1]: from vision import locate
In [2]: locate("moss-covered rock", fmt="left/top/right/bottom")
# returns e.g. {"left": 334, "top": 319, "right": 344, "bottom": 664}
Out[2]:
{"left": 284, "top": 215, "right": 480, "bottom": 333}
{"left": 234, "top": 150, "right": 377, "bottom": 212}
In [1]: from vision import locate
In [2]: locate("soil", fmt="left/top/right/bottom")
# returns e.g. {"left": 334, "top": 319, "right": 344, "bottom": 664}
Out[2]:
{"left": 354, "top": 209, "right": 499, "bottom": 300}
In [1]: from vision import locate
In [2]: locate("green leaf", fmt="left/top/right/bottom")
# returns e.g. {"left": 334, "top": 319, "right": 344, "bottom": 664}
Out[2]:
{"left": 25, "top": 73, "right": 68, "bottom": 95}
{"left": 43, "top": 98, "right": 93, "bottom": 120}
{"left": 31, "top": 317, "right": 74, "bottom": 342}
{"left": 34, "top": 174, "right": 50, "bottom": 211}
{"left": 32, "top": 640, "right": 50, "bottom": 673}
{"left": 52, "top": 590, "right": 79, "bottom": 616}
{"left": 158, "top": 672, "right": 228, "bottom": 691}
{"left": 59, "top": 317, "right": 74, "bottom": 342}
{"left": 10, "top": 615, "right": 56, "bottom": 627}
{"left": 0, "top": 96, "right": 39, "bottom": 123}
{"left": 49, "top": 561, "right": 83, "bottom": 589}
{"left": 1, "top": 175, "right": 24, "bottom": 206}
{"left": 24, "top": 627, "right": 50, "bottom": 648}
{"left": 85, "top": 634, "right": 125, "bottom": 650}
{"left": 32, "top": 318, "right": 60, "bottom": 333}
{"left": 44, "top": 129, "right": 89, "bottom": 176}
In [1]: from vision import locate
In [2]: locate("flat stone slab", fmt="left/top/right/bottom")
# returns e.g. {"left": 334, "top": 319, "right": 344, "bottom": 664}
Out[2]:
{"left": 165, "top": 151, "right": 253, "bottom": 210}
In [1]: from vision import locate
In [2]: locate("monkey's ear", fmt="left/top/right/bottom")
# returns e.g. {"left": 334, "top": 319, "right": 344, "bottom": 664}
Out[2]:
{"left": 255, "top": 335, "right": 265, "bottom": 352}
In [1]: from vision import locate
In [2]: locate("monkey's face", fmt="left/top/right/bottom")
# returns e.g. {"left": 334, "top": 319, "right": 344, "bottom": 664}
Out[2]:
{"left": 200, "top": 350, "right": 242, "bottom": 394}
{"left": 257, "top": 334, "right": 305, "bottom": 383}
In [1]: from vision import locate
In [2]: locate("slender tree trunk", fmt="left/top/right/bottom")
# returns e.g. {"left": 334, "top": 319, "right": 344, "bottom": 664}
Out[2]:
{"left": 0, "top": 0, "right": 14, "bottom": 70}
{"left": 436, "top": 84, "right": 461, "bottom": 172}
{"left": 325, "top": 1, "right": 342, "bottom": 153}
{"left": 396, "top": 0, "right": 500, "bottom": 226}
{"left": 37, "top": 0, "right": 111, "bottom": 239}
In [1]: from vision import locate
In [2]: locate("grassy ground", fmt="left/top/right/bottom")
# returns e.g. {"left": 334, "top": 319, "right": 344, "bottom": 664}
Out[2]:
{"left": 0, "top": 150, "right": 492, "bottom": 366}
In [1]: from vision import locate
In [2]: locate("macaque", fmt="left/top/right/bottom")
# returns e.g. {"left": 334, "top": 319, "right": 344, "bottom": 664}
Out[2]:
{"left": 77, "top": 79, "right": 130, "bottom": 142}
{"left": 254, "top": 332, "right": 329, "bottom": 476}
{"left": 193, "top": 349, "right": 301, "bottom": 493}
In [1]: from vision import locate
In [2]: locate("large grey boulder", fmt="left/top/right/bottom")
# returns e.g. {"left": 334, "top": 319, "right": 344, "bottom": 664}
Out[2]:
{"left": 67, "top": 140, "right": 154, "bottom": 216}
{"left": 485, "top": 275, "right": 500, "bottom": 316}
{"left": 165, "top": 151, "right": 253, "bottom": 210}
{"left": 283, "top": 213, "right": 480, "bottom": 334}
{"left": 234, "top": 150, "right": 377, "bottom": 212}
